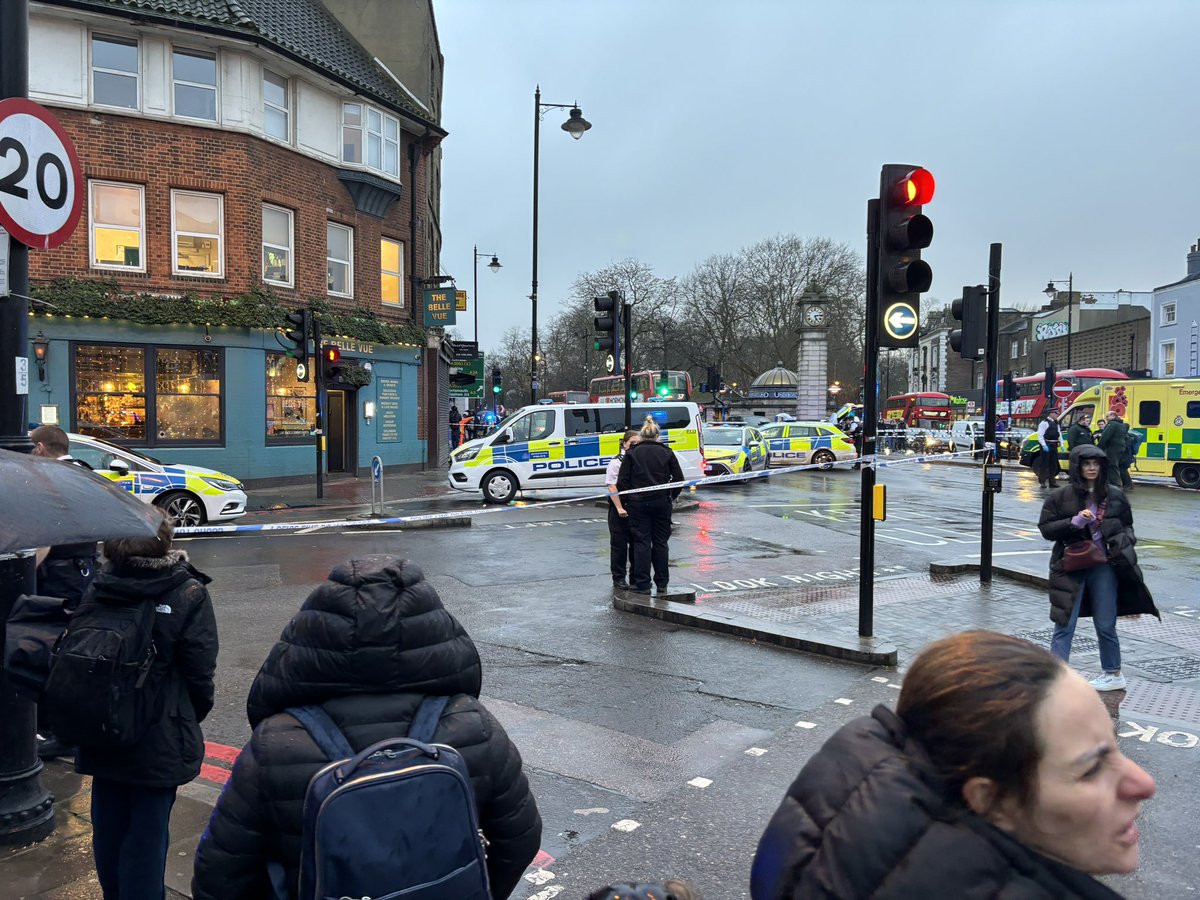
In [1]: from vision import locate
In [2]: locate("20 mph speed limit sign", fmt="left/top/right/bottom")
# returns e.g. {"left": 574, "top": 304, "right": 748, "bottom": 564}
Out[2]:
{"left": 0, "top": 98, "right": 83, "bottom": 250}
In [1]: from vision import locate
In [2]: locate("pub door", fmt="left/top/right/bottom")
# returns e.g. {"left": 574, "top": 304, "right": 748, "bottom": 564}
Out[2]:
{"left": 326, "top": 390, "right": 353, "bottom": 473}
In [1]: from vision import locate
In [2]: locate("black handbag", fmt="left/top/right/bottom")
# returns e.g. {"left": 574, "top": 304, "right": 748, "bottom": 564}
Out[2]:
{"left": 3, "top": 594, "right": 71, "bottom": 698}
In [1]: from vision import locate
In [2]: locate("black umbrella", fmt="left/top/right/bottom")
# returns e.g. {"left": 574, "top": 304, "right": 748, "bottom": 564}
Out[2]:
{"left": 0, "top": 450, "right": 164, "bottom": 554}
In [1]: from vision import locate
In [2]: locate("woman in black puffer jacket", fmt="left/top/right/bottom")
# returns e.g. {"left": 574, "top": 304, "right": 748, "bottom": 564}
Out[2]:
{"left": 191, "top": 556, "right": 542, "bottom": 900}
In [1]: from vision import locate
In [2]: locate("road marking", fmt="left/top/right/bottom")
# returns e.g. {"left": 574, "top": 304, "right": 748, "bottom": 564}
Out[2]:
{"left": 745, "top": 747, "right": 768, "bottom": 756}
{"left": 688, "top": 777, "right": 713, "bottom": 788}
{"left": 525, "top": 870, "right": 556, "bottom": 886}
{"left": 887, "top": 683, "right": 902, "bottom": 689}
{"left": 573, "top": 807, "right": 609, "bottom": 816}
{"left": 611, "top": 819, "right": 642, "bottom": 832}
{"left": 872, "top": 676, "right": 889, "bottom": 683}
{"left": 528, "top": 886, "right": 565, "bottom": 900}
{"left": 835, "top": 698, "right": 853, "bottom": 705}
{"left": 1119, "top": 721, "right": 1199, "bottom": 749}
{"left": 795, "top": 721, "right": 817, "bottom": 729}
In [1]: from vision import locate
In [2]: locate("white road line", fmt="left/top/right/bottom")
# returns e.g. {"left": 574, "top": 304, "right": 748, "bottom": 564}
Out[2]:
{"left": 834, "top": 698, "right": 853, "bottom": 705}
{"left": 745, "top": 747, "right": 768, "bottom": 756}
{"left": 687, "top": 777, "right": 713, "bottom": 788}
{"left": 794, "top": 721, "right": 817, "bottom": 729}
{"left": 611, "top": 819, "right": 641, "bottom": 833}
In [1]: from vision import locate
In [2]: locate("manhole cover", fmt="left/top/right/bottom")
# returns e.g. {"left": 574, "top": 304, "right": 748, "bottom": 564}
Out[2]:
{"left": 1016, "top": 628, "right": 1098, "bottom": 654}
{"left": 1128, "top": 656, "right": 1200, "bottom": 681}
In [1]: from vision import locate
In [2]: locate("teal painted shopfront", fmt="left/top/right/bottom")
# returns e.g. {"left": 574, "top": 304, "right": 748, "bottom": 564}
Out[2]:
{"left": 26, "top": 316, "right": 427, "bottom": 484}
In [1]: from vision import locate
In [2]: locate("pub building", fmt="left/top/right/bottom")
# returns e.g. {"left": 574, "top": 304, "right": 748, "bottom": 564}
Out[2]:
{"left": 22, "top": 0, "right": 452, "bottom": 485}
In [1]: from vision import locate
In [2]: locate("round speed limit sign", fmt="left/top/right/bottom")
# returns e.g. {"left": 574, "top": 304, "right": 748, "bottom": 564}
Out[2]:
{"left": 0, "top": 98, "right": 83, "bottom": 250}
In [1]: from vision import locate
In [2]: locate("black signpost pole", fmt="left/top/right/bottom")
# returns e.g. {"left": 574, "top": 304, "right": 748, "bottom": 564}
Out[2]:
{"left": 858, "top": 198, "right": 881, "bottom": 638}
{"left": 980, "top": 243, "right": 1002, "bottom": 582}
{"left": 623, "top": 296, "right": 632, "bottom": 431}
{"left": 313, "top": 315, "right": 324, "bottom": 499}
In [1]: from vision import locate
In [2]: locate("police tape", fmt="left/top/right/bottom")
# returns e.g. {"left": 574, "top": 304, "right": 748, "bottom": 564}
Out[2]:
{"left": 174, "top": 447, "right": 991, "bottom": 537}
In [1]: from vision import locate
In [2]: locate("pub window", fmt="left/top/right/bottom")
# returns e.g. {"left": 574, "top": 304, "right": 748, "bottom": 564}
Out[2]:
{"left": 74, "top": 344, "right": 224, "bottom": 445}
{"left": 262, "top": 204, "right": 293, "bottom": 286}
{"left": 172, "top": 190, "right": 223, "bottom": 277}
{"left": 381, "top": 237, "right": 403, "bottom": 306}
{"left": 342, "top": 102, "right": 399, "bottom": 178}
{"left": 327, "top": 222, "right": 353, "bottom": 297}
{"left": 90, "top": 181, "right": 144, "bottom": 270}
{"left": 263, "top": 69, "right": 289, "bottom": 141}
{"left": 91, "top": 34, "right": 138, "bottom": 110}
{"left": 266, "top": 352, "right": 317, "bottom": 442}
{"left": 173, "top": 47, "right": 217, "bottom": 121}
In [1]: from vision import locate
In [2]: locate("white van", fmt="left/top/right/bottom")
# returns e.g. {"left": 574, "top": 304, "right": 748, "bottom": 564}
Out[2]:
{"left": 949, "top": 418, "right": 985, "bottom": 451}
{"left": 448, "top": 402, "right": 706, "bottom": 503}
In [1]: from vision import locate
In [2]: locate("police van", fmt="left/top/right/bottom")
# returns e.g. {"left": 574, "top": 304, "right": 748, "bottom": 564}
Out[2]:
{"left": 448, "top": 402, "right": 705, "bottom": 503}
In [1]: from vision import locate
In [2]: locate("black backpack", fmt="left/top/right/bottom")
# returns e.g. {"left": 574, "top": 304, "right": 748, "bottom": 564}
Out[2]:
{"left": 43, "top": 595, "right": 164, "bottom": 749}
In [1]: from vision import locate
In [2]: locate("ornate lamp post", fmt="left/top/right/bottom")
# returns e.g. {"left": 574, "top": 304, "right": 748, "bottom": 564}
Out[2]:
{"left": 472, "top": 246, "right": 501, "bottom": 343}
{"left": 1044, "top": 273, "right": 1074, "bottom": 369}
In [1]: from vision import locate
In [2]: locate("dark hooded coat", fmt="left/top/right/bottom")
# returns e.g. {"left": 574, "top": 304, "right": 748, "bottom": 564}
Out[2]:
{"left": 190, "top": 557, "right": 541, "bottom": 900}
{"left": 750, "top": 705, "right": 1124, "bottom": 899}
{"left": 1038, "top": 444, "right": 1158, "bottom": 625}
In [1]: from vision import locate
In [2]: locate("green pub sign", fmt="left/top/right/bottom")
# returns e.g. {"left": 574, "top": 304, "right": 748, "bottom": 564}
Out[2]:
{"left": 423, "top": 288, "right": 457, "bottom": 327}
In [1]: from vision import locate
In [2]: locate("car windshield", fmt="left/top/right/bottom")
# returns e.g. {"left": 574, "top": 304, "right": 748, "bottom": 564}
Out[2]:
{"left": 77, "top": 435, "right": 161, "bottom": 465}
{"left": 704, "top": 429, "right": 744, "bottom": 446}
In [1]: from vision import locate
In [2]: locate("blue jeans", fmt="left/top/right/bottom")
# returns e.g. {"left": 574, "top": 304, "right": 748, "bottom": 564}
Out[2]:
{"left": 1050, "top": 563, "right": 1121, "bottom": 672}
{"left": 90, "top": 778, "right": 177, "bottom": 900}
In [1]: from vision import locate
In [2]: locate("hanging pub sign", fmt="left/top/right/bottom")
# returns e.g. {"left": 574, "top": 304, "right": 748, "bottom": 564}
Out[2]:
{"left": 423, "top": 287, "right": 456, "bottom": 327}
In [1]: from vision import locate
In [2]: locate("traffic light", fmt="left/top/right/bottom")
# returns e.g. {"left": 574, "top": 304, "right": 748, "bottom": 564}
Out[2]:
{"left": 949, "top": 285, "right": 987, "bottom": 360}
{"left": 593, "top": 290, "right": 622, "bottom": 366}
{"left": 320, "top": 345, "right": 342, "bottom": 382}
{"left": 1003, "top": 372, "right": 1018, "bottom": 403}
{"left": 656, "top": 369, "right": 670, "bottom": 397}
{"left": 492, "top": 368, "right": 502, "bottom": 395}
{"left": 1043, "top": 364, "right": 1056, "bottom": 399}
{"left": 876, "top": 165, "right": 934, "bottom": 349}
{"left": 282, "top": 309, "right": 310, "bottom": 381}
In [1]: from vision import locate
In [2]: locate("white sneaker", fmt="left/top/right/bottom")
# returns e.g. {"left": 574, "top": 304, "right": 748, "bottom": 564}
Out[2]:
{"left": 1089, "top": 672, "right": 1127, "bottom": 692}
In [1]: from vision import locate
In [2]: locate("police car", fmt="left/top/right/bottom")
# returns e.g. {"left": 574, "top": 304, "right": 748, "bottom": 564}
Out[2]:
{"left": 701, "top": 425, "right": 769, "bottom": 480}
{"left": 67, "top": 433, "right": 247, "bottom": 526}
{"left": 759, "top": 421, "right": 857, "bottom": 469}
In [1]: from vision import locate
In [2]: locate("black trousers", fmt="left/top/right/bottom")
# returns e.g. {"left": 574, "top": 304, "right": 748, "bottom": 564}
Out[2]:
{"left": 1037, "top": 441, "right": 1061, "bottom": 484}
{"left": 629, "top": 495, "right": 673, "bottom": 591}
{"left": 608, "top": 502, "right": 633, "bottom": 583}
{"left": 90, "top": 777, "right": 177, "bottom": 900}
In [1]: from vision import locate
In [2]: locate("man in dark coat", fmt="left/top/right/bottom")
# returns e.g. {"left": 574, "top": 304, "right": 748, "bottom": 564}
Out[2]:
{"left": 1066, "top": 411, "right": 1094, "bottom": 450}
{"left": 617, "top": 416, "right": 684, "bottom": 595}
{"left": 1096, "top": 410, "right": 1128, "bottom": 488}
{"left": 191, "top": 556, "right": 542, "bottom": 900}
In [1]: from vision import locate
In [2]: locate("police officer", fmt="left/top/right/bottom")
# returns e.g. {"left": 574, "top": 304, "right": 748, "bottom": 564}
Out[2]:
{"left": 617, "top": 416, "right": 683, "bottom": 595}
{"left": 1035, "top": 408, "right": 1063, "bottom": 488}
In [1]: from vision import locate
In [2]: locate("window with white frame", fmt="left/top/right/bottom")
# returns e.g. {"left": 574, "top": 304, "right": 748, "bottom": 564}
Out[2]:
{"left": 90, "top": 181, "right": 144, "bottom": 270}
{"left": 173, "top": 48, "right": 217, "bottom": 121}
{"left": 327, "top": 223, "right": 353, "bottom": 297}
{"left": 91, "top": 34, "right": 138, "bottom": 109}
{"left": 342, "top": 102, "right": 400, "bottom": 178}
{"left": 1161, "top": 302, "right": 1177, "bottom": 326}
{"left": 262, "top": 205, "right": 293, "bottom": 286}
{"left": 1161, "top": 341, "right": 1176, "bottom": 377}
{"left": 381, "top": 238, "right": 403, "bottom": 306}
{"left": 172, "top": 190, "right": 223, "bottom": 276}
{"left": 1022, "top": 338, "right": 1029, "bottom": 355}
{"left": 1010, "top": 339, "right": 1019, "bottom": 359}
{"left": 263, "top": 69, "right": 289, "bottom": 141}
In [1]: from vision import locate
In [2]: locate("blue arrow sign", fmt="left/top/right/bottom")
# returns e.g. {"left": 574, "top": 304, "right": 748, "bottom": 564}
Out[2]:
{"left": 883, "top": 302, "right": 918, "bottom": 341}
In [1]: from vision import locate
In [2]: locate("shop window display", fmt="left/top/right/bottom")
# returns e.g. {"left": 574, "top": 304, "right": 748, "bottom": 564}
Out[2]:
{"left": 266, "top": 352, "right": 317, "bottom": 441}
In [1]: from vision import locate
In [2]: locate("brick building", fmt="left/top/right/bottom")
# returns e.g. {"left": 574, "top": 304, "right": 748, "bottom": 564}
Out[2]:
{"left": 23, "top": 0, "right": 449, "bottom": 490}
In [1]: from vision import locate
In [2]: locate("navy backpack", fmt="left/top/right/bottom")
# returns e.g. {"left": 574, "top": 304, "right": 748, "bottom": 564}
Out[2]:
{"left": 275, "top": 696, "right": 491, "bottom": 900}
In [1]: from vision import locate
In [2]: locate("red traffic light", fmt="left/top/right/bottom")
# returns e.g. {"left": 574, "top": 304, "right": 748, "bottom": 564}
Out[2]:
{"left": 322, "top": 345, "right": 341, "bottom": 363}
{"left": 893, "top": 168, "right": 935, "bottom": 206}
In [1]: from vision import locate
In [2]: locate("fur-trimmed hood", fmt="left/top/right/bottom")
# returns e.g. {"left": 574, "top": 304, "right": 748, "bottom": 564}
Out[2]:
{"left": 91, "top": 548, "right": 211, "bottom": 607}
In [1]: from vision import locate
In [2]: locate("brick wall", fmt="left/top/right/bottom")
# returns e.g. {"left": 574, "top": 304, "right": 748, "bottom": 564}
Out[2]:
{"left": 1041, "top": 314, "right": 1150, "bottom": 373}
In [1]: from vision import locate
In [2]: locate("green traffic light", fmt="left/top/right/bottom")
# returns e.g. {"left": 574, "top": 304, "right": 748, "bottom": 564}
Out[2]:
{"left": 493, "top": 385, "right": 501, "bottom": 394}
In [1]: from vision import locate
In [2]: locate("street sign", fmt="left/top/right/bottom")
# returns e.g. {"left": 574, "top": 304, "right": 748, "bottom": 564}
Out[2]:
{"left": 295, "top": 361, "right": 308, "bottom": 381}
{"left": 449, "top": 354, "right": 484, "bottom": 400}
{"left": 0, "top": 98, "right": 84, "bottom": 250}
{"left": 455, "top": 290, "right": 467, "bottom": 312}
{"left": 882, "top": 301, "right": 918, "bottom": 342}
{"left": 371, "top": 456, "right": 382, "bottom": 483}
{"left": 450, "top": 340, "right": 479, "bottom": 361}
{"left": 1052, "top": 378, "right": 1073, "bottom": 399}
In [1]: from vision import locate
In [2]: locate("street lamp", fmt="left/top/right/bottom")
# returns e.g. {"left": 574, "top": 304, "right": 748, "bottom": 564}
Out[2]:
{"left": 472, "top": 246, "right": 501, "bottom": 343}
{"left": 530, "top": 85, "right": 591, "bottom": 404}
{"left": 1044, "top": 273, "right": 1074, "bottom": 370}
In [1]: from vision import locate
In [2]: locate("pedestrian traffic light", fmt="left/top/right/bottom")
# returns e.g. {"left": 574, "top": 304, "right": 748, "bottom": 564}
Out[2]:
{"left": 876, "top": 165, "right": 934, "bottom": 349}
{"left": 1043, "top": 364, "right": 1056, "bottom": 399}
{"left": 1003, "top": 371, "right": 1018, "bottom": 403}
{"left": 657, "top": 369, "right": 670, "bottom": 397}
{"left": 282, "top": 309, "right": 310, "bottom": 381}
{"left": 949, "top": 285, "right": 987, "bottom": 360}
{"left": 492, "top": 368, "right": 502, "bottom": 395}
{"left": 593, "top": 290, "right": 622, "bottom": 366}
{"left": 320, "top": 345, "right": 342, "bottom": 382}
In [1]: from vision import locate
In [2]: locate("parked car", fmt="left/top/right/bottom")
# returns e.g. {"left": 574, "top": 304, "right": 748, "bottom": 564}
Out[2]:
{"left": 905, "top": 428, "right": 954, "bottom": 454}
{"left": 759, "top": 421, "right": 857, "bottom": 469}
{"left": 701, "top": 425, "right": 769, "bottom": 480}
{"left": 67, "top": 433, "right": 247, "bottom": 526}
{"left": 949, "top": 418, "right": 986, "bottom": 452}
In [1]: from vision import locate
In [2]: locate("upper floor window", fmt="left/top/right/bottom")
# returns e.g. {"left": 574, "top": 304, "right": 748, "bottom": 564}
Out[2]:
{"left": 1161, "top": 302, "right": 1177, "bottom": 326}
{"left": 263, "top": 69, "right": 289, "bottom": 141}
{"left": 381, "top": 238, "right": 403, "bottom": 306}
{"left": 173, "top": 48, "right": 217, "bottom": 121}
{"left": 327, "top": 223, "right": 353, "bottom": 297}
{"left": 89, "top": 181, "right": 144, "bottom": 271}
{"left": 1010, "top": 339, "right": 1019, "bottom": 359}
{"left": 172, "top": 190, "right": 223, "bottom": 277}
{"left": 262, "top": 205, "right": 293, "bottom": 287}
{"left": 1161, "top": 341, "right": 1176, "bottom": 377}
{"left": 92, "top": 35, "right": 138, "bottom": 109}
{"left": 342, "top": 102, "right": 400, "bottom": 178}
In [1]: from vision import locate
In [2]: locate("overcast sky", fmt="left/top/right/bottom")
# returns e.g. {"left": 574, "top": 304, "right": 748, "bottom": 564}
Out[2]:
{"left": 434, "top": 0, "right": 1199, "bottom": 353}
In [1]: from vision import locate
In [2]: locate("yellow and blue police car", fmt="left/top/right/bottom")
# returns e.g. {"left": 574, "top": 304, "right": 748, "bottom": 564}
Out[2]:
{"left": 68, "top": 433, "right": 247, "bottom": 526}
{"left": 759, "top": 421, "right": 857, "bottom": 469}
{"left": 701, "top": 424, "right": 769, "bottom": 481}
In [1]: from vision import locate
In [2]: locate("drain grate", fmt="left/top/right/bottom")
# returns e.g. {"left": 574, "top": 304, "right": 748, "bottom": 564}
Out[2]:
{"left": 1127, "top": 656, "right": 1200, "bottom": 681}
{"left": 1015, "top": 628, "right": 1098, "bottom": 654}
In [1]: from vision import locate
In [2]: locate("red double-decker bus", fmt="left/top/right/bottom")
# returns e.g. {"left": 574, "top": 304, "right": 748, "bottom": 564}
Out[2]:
{"left": 883, "top": 392, "right": 953, "bottom": 427}
{"left": 995, "top": 368, "right": 1128, "bottom": 427}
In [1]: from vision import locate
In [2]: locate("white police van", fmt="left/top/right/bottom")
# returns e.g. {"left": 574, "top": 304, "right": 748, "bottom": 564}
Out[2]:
{"left": 448, "top": 402, "right": 705, "bottom": 504}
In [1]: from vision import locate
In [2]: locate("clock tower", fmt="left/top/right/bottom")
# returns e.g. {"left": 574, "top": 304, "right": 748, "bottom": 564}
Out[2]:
{"left": 796, "top": 291, "right": 831, "bottom": 420}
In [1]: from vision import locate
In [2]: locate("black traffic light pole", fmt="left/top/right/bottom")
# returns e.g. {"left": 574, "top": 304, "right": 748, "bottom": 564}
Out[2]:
{"left": 623, "top": 296, "right": 632, "bottom": 431}
{"left": 313, "top": 316, "right": 324, "bottom": 499}
{"left": 980, "top": 243, "right": 1002, "bottom": 582}
{"left": 858, "top": 198, "right": 881, "bottom": 638}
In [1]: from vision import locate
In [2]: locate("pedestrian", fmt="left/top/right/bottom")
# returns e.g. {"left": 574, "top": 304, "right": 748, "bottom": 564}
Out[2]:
{"left": 750, "top": 630, "right": 1156, "bottom": 899}
{"left": 1039, "top": 444, "right": 1158, "bottom": 692}
{"left": 29, "top": 424, "right": 99, "bottom": 758}
{"left": 75, "top": 508, "right": 218, "bottom": 900}
{"left": 606, "top": 429, "right": 640, "bottom": 589}
{"left": 448, "top": 402, "right": 461, "bottom": 448}
{"left": 1067, "top": 411, "right": 1094, "bottom": 449}
{"left": 1096, "top": 410, "right": 1128, "bottom": 488}
{"left": 1035, "top": 407, "right": 1063, "bottom": 488}
{"left": 191, "top": 556, "right": 542, "bottom": 900}
{"left": 586, "top": 881, "right": 701, "bottom": 899}
{"left": 1122, "top": 427, "right": 1144, "bottom": 490}
{"left": 617, "top": 415, "right": 684, "bottom": 595}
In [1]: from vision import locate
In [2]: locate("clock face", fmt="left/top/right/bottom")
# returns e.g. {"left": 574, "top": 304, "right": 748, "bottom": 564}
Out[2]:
{"left": 804, "top": 305, "right": 826, "bottom": 327}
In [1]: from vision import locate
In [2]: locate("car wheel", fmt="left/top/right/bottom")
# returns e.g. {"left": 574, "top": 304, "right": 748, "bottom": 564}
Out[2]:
{"left": 157, "top": 491, "right": 206, "bottom": 527}
{"left": 812, "top": 450, "right": 836, "bottom": 470}
{"left": 482, "top": 469, "right": 518, "bottom": 504}
{"left": 1175, "top": 464, "right": 1200, "bottom": 490}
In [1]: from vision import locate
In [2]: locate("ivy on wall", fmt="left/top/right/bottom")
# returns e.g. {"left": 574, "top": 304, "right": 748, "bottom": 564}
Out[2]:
{"left": 30, "top": 279, "right": 427, "bottom": 348}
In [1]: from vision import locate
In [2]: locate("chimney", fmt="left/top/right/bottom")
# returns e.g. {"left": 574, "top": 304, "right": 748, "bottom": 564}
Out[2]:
{"left": 1188, "top": 239, "right": 1200, "bottom": 277}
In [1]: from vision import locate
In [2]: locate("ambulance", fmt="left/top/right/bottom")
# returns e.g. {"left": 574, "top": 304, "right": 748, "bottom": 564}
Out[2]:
{"left": 448, "top": 402, "right": 706, "bottom": 503}
{"left": 1050, "top": 378, "right": 1200, "bottom": 489}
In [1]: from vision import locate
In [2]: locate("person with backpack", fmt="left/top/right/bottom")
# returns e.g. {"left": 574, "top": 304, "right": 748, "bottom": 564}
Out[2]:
{"left": 191, "top": 556, "right": 542, "bottom": 900}
{"left": 47, "top": 507, "right": 217, "bottom": 900}
{"left": 1120, "top": 420, "right": 1143, "bottom": 490}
